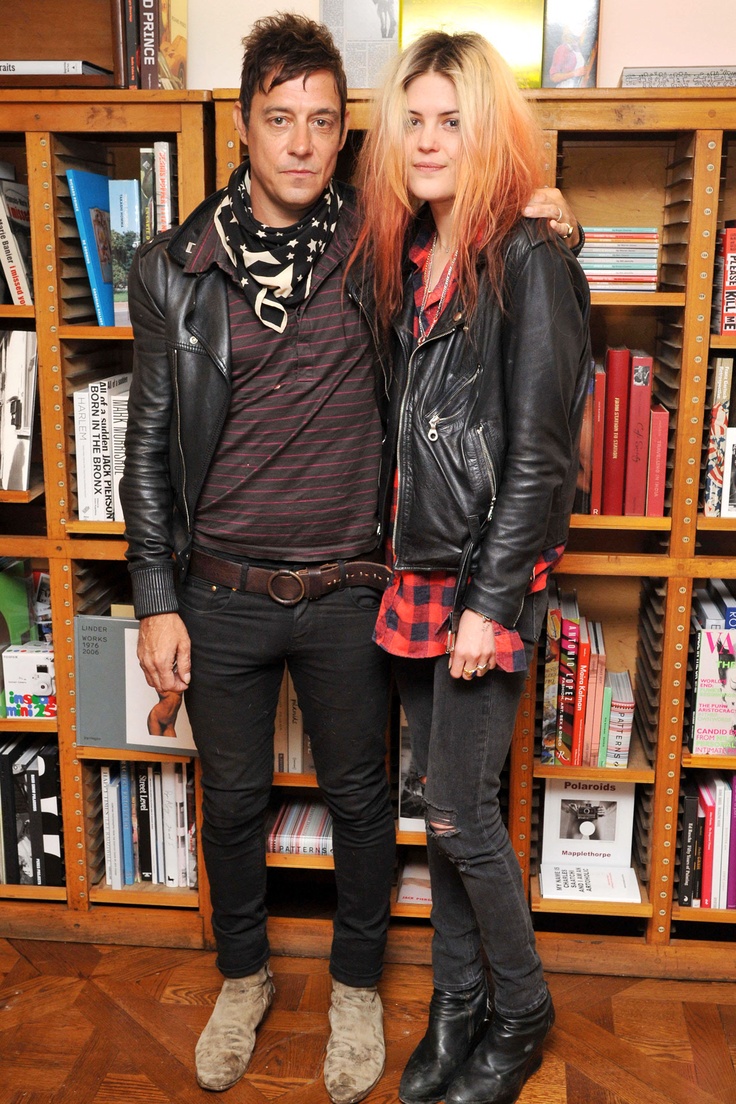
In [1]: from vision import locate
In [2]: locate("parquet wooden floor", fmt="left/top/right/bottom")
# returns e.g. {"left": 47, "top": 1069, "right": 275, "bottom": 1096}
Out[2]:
{"left": 1, "top": 939, "right": 735, "bottom": 1104}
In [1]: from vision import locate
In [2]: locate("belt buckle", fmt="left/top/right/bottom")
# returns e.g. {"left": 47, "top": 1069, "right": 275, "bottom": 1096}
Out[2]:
{"left": 267, "top": 569, "right": 306, "bottom": 606}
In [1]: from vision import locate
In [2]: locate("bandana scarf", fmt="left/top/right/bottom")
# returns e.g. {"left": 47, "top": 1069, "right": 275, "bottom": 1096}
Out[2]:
{"left": 214, "top": 159, "right": 342, "bottom": 333}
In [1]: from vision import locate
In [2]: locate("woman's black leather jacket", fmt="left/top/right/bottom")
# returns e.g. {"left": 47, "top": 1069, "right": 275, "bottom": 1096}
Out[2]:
{"left": 367, "top": 218, "right": 592, "bottom": 629}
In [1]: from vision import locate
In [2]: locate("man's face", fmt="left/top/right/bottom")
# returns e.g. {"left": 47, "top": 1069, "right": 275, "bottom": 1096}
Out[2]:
{"left": 234, "top": 69, "right": 347, "bottom": 228}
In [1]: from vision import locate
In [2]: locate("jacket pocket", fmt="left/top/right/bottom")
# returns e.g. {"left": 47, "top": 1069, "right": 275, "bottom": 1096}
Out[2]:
{"left": 423, "top": 369, "right": 479, "bottom": 441}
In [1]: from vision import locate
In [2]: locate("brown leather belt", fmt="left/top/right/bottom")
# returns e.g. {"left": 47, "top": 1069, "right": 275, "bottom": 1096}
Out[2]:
{"left": 188, "top": 549, "right": 392, "bottom": 607}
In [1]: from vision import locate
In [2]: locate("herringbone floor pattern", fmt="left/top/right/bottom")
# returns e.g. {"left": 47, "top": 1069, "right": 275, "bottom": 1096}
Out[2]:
{"left": 0, "top": 939, "right": 735, "bottom": 1103}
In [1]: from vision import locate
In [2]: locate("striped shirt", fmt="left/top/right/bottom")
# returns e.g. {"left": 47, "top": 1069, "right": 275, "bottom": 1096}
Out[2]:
{"left": 185, "top": 205, "right": 382, "bottom": 562}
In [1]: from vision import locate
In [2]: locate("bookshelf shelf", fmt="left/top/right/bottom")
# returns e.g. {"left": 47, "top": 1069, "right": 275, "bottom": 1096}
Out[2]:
{"left": 57, "top": 325, "right": 133, "bottom": 341}
{"left": 0, "top": 480, "right": 45, "bottom": 504}
{"left": 529, "top": 874, "right": 652, "bottom": 918}
{"left": 671, "top": 905, "right": 736, "bottom": 923}
{"left": 266, "top": 854, "right": 335, "bottom": 870}
{"left": 0, "top": 885, "right": 67, "bottom": 902}
{"left": 90, "top": 883, "right": 200, "bottom": 907}
{"left": 0, "top": 305, "right": 35, "bottom": 320}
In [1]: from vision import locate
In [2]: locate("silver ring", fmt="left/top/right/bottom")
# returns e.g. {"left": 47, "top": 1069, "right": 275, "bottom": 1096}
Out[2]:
{"left": 477, "top": 663, "right": 489, "bottom": 671}
{"left": 556, "top": 206, "right": 563, "bottom": 222}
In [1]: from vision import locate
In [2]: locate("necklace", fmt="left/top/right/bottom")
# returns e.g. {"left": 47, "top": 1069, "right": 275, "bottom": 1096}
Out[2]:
{"left": 418, "top": 232, "right": 458, "bottom": 345}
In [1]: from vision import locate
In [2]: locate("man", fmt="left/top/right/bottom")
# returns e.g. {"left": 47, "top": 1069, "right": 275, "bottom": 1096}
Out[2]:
{"left": 121, "top": 12, "right": 581, "bottom": 1099}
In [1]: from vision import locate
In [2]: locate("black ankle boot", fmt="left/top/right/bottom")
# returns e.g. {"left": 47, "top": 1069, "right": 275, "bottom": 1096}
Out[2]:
{"left": 445, "top": 989, "right": 554, "bottom": 1104}
{"left": 399, "top": 977, "right": 490, "bottom": 1104}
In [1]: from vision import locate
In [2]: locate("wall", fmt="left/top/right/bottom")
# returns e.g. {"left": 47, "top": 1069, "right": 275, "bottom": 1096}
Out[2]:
{"left": 187, "top": 0, "right": 736, "bottom": 91}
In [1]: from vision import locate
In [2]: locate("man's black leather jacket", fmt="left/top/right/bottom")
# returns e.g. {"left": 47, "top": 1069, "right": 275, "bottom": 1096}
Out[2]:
{"left": 369, "top": 219, "right": 591, "bottom": 629}
{"left": 119, "top": 184, "right": 367, "bottom": 619}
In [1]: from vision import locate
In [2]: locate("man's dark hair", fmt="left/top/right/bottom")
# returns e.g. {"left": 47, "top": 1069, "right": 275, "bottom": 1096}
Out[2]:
{"left": 239, "top": 13, "right": 348, "bottom": 130}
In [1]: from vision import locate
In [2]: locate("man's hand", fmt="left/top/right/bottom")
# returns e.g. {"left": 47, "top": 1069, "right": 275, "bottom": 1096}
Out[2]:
{"left": 137, "top": 612, "right": 191, "bottom": 694}
{"left": 448, "top": 609, "right": 497, "bottom": 682}
{"left": 524, "top": 186, "right": 581, "bottom": 249}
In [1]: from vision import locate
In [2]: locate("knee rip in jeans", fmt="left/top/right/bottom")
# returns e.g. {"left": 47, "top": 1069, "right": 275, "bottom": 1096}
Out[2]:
{"left": 427, "top": 804, "right": 459, "bottom": 837}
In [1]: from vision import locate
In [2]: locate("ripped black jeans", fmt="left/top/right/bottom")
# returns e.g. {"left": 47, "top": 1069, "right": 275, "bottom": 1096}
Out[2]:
{"left": 392, "top": 589, "right": 548, "bottom": 1017}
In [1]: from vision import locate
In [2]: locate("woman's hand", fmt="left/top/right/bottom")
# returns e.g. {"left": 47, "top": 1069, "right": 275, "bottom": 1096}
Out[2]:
{"left": 448, "top": 609, "right": 497, "bottom": 681}
{"left": 524, "top": 186, "right": 580, "bottom": 249}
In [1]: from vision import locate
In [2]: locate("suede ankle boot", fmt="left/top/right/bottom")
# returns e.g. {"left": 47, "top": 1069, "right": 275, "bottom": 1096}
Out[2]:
{"left": 399, "top": 976, "right": 489, "bottom": 1104}
{"left": 324, "top": 981, "right": 385, "bottom": 1104}
{"left": 445, "top": 988, "right": 554, "bottom": 1104}
{"left": 195, "top": 965, "right": 275, "bottom": 1091}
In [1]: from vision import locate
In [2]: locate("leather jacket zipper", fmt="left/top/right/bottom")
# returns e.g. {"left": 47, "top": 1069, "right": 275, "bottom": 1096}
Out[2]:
{"left": 426, "top": 369, "right": 480, "bottom": 440}
{"left": 475, "top": 423, "right": 497, "bottom": 512}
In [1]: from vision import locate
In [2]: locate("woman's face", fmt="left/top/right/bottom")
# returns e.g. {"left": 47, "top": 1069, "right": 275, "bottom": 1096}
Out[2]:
{"left": 405, "top": 71, "right": 461, "bottom": 213}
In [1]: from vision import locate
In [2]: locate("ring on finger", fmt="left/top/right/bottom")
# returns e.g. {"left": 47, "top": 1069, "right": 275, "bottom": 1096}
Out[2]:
{"left": 462, "top": 667, "right": 477, "bottom": 678}
{"left": 562, "top": 222, "right": 575, "bottom": 239}
{"left": 476, "top": 663, "right": 489, "bottom": 672}
{"left": 556, "top": 205, "right": 563, "bottom": 222}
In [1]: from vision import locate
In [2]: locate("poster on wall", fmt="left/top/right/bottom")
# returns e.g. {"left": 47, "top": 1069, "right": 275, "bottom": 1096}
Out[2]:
{"left": 542, "top": 0, "right": 600, "bottom": 88}
{"left": 320, "top": 0, "right": 399, "bottom": 89}
{"left": 400, "top": 0, "right": 545, "bottom": 89}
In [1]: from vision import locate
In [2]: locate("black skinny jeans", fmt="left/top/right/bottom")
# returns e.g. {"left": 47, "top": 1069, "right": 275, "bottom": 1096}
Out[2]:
{"left": 178, "top": 574, "right": 395, "bottom": 987}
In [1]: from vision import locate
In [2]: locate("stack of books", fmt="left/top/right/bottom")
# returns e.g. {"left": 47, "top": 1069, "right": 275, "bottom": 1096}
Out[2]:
{"left": 542, "top": 581, "right": 635, "bottom": 769}
{"left": 679, "top": 772, "right": 736, "bottom": 909}
{"left": 578, "top": 227, "right": 659, "bottom": 292}
{"left": 98, "top": 759, "right": 196, "bottom": 890}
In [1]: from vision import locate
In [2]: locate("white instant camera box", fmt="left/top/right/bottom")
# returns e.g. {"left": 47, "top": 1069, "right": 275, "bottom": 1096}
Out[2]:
{"left": 1, "top": 642, "right": 56, "bottom": 718}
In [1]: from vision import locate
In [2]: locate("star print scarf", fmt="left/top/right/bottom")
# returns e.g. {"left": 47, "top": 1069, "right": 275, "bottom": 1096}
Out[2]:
{"left": 213, "top": 159, "right": 342, "bottom": 333}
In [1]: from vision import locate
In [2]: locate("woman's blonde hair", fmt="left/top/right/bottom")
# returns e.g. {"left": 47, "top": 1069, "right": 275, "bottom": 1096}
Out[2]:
{"left": 351, "top": 31, "right": 546, "bottom": 332}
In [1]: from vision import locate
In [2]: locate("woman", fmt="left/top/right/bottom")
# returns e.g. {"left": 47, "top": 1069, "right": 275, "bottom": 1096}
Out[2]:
{"left": 348, "top": 31, "right": 591, "bottom": 1104}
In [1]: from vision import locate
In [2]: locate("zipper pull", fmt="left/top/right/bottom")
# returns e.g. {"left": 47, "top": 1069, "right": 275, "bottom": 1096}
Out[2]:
{"left": 428, "top": 414, "right": 439, "bottom": 441}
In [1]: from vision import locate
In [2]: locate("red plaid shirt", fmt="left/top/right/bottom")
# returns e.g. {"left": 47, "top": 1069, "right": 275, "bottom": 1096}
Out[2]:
{"left": 373, "top": 226, "right": 564, "bottom": 671}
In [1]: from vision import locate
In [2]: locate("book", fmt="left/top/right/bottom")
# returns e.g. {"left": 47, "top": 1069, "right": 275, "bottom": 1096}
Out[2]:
{"left": 158, "top": 0, "right": 188, "bottom": 90}
{"left": 266, "top": 799, "right": 333, "bottom": 855}
{"left": 689, "top": 624, "right": 736, "bottom": 755}
{"left": 151, "top": 762, "right": 165, "bottom": 883}
{"left": 26, "top": 742, "right": 64, "bottom": 887}
{"left": 186, "top": 763, "right": 197, "bottom": 888}
{"left": 712, "top": 225, "right": 736, "bottom": 336}
{"left": 74, "top": 616, "right": 196, "bottom": 755}
{"left": 88, "top": 373, "right": 131, "bottom": 521}
{"left": 570, "top": 616, "right": 590, "bottom": 767}
{"left": 0, "top": 734, "right": 36, "bottom": 881}
{"left": 160, "top": 761, "right": 179, "bottom": 887}
{"left": 396, "top": 854, "right": 432, "bottom": 906}
{"left": 135, "top": 762, "right": 153, "bottom": 881}
{"left": 286, "top": 670, "right": 303, "bottom": 773}
{"left": 573, "top": 363, "right": 595, "bottom": 513}
{"left": 175, "top": 761, "right": 188, "bottom": 887}
{"left": 116, "top": 0, "right": 140, "bottom": 88}
{"left": 0, "top": 560, "right": 33, "bottom": 719}
{"left": 605, "top": 670, "right": 635, "bottom": 768}
{"left": 540, "top": 578, "right": 562, "bottom": 765}
{"left": 398, "top": 706, "right": 425, "bottom": 832}
{"left": 108, "top": 180, "right": 140, "bottom": 326}
{"left": 100, "top": 764, "right": 124, "bottom": 890}
{"left": 590, "top": 361, "right": 606, "bottom": 515}
{"left": 623, "top": 352, "right": 653, "bottom": 516}
{"left": 542, "top": 777, "right": 637, "bottom": 870}
{"left": 602, "top": 347, "right": 631, "bottom": 515}
{"left": 596, "top": 682, "right": 613, "bottom": 768}
{"left": 147, "top": 764, "right": 160, "bottom": 883}
{"left": 111, "top": 390, "right": 129, "bottom": 521}
{"left": 621, "top": 66, "right": 736, "bottom": 88}
{"left": 727, "top": 777, "right": 736, "bottom": 909}
{"left": 581, "top": 619, "right": 601, "bottom": 767}
{"left": 66, "top": 170, "right": 115, "bottom": 327}
{"left": 555, "top": 589, "right": 580, "bottom": 765}
{"left": 693, "top": 588, "right": 726, "bottom": 630}
{"left": 703, "top": 357, "right": 733, "bottom": 516}
{"left": 697, "top": 778, "right": 717, "bottom": 908}
{"left": 153, "top": 142, "right": 176, "bottom": 233}
{"left": 679, "top": 778, "right": 700, "bottom": 907}
{"left": 273, "top": 673, "right": 289, "bottom": 773}
{"left": 139, "top": 148, "right": 155, "bottom": 243}
{"left": 2, "top": 641, "right": 56, "bottom": 719}
{"left": 721, "top": 427, "right": 736, "bottom": 518}
{"left": 645, "top": 403, "right": 669, "bottom": 517}
{"left": 139, "top": 0, "right": 160, "bottom": 90}
{"left": 0, "top": 329, "right": 38, "bottom": 493}
{"left": 0, "top": 181, "right": 33, "bottom": 305}
{"left": 706, "top": 578, "right": 736, "bottom": 629}
{"left": 118, "top": 760, "right": 135, "bottom": 885}
{"left": 0, "top": 60, "right": 113, "bottom": 75}
{"left": 12, "top": 739, "right": 44, "bottom": 884}
{"left": 713, "top": 775, "right": 732, "bottom": 909}
{"left": 538, "top": 863, "right": 641, "bottom": 902}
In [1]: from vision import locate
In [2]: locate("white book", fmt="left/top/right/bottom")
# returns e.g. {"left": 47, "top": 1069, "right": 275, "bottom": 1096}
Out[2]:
{"left": 152, "top": 765, "right": 165, "bottom": 884}
{"left": 0, "top": 329, "right": 38, "bottom": 492}
{"left": 153, "top": 141, "right": 174, "bottom": 233}
{"left": 100, "top": 764, "right": 113, "bottom": 886}
{"left": 712, "top": 775, "right": 730, "bottom": 909}
{"left": 88, "top": 373, "right": 131, "bottom": 520}
{"left": 273, "top": 673, "right": 289, "bottom": 773}
{"left": 147, "top": 764, "right": 159, "bottom": 883}
{"left": 174, "top": 762, "right": 188, "bottom": 887}
{"left": 111, "top": 390, "right": 129, "bottom": 521}
{"left": 160, "top": 761, "right": 179, "bottom": 887}
{"left": 539, "top": 863, "right": 641, "bottom": 903}
{"left": 73, "top": 385, "right": 94, "bottom": 520}
{"left": 106, "top": 773, "right": 124, "bottom": 890}
{"left": 396, "top": 857, "right": 432, "bottom": 906}
{"left": 541, "top": 778, "right": 636, "bottom": 870}
{"left": 0, "top": 180, "right": 33, "bottom": 305}
{"left": 0, "top": 59, "right": 112, "bottom": 75}
{"left": 286, "top": 670, "right": 303, "bottom": 772}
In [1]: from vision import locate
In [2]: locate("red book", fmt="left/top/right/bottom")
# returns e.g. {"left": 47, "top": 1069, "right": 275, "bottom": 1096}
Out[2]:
{"left": 571, "top": 616, "right": 590, "bottom": 766}
{"left": 602, "top": 347, "right": 631, "bottom": 515}
{"left": 555, "top": 590, "right": 580, "bottom": 766}
{"left": 713, "top": 225, "right": 736, "bottom": 337}
{"left": 590, "top": 362, "right": 606, "bottom": 515}
{"left": 624, "top": 352, "right": 653, "bottom": 515}
{"left": 697, "top": 779, "right": 717, "bottom": 908}
{"left": 645, "top": 403, "right": 669, "bottom": 516}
